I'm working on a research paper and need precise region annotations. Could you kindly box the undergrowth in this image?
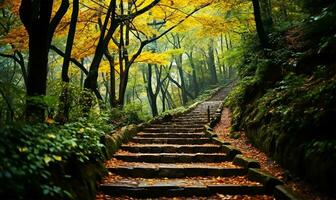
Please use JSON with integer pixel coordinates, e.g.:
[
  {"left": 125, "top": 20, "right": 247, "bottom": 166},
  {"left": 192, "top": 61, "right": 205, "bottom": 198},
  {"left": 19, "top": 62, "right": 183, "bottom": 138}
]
[{"left": 225, "top": 1, "right": 336, "bottom": 193}]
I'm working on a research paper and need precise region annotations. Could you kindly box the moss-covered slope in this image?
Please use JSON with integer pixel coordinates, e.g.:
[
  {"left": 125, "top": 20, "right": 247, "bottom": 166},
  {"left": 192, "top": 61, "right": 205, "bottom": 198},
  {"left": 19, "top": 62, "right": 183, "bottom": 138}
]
[{"left": 226, "top": 2, "right": 336, "bottom": 194}]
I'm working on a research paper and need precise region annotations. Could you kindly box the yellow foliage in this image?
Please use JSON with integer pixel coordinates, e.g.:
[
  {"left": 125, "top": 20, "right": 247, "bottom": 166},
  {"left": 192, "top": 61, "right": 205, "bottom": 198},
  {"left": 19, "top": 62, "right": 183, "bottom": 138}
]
[
  {"left": 0, "top": 25, "right": 28, "bottom": 51},
  {"left": 135, "top": 51, "right": 170, "bottom": 65},
  {"left": 99, "top": 60, "right": 111, "bottom": 73}
]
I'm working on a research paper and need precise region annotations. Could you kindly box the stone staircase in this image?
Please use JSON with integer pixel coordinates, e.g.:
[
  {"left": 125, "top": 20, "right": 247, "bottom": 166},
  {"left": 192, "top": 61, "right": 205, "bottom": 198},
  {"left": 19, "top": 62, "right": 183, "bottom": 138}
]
[{"left": 97, "top": 87, "right": 297, "bottom": 199}]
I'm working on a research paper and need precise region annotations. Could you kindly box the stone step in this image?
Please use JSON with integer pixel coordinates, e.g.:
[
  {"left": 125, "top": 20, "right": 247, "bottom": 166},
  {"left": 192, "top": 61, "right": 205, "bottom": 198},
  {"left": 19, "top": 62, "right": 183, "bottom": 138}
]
[
  {"left": 190, "top": 111, "right": 217, "bottom": 114},
  {"left": 160, "top": 122, "right": 206, "bottom": 126},
  {"left": 148, "top": 124, "right": 205, "bottom": 129},
  {"left": 175, "top": 116, "right": 209, "bottom": 120},
  {"left": 108, "top": 166, "right": 246, "bottom": 178},
  {"left": 142, "top": 127, "right": 204, "bottom": 133},
  {"left": 131, "top": 137, "right": 213, "bottom": 145},
  {"left": 100, "top": 183, "right": 265, "bottom": 198},
  {"left": 121, "top": 144, "right": 222, "bottom": 153},
  {"left": 171, "top": 119, "right": 209, "bottom": 123},
  {"left": 182, "top": 113, "right": 216, "bottom": 117},
  {"left": 136, "top": 132, "right": 207, "bottom": 138},
  {"left": 114, "top": 153, "right": 230, "bottom": 163},
  {"left": 192, "top": 108, "right": 218, "bottom": 112}
]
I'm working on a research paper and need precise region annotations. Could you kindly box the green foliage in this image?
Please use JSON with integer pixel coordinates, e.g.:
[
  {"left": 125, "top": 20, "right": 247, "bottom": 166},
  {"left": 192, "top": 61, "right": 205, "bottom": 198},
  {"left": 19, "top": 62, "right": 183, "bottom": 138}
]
[
  {"left": 0, "top": 116, "right": 110, "bottom": 199},
  {"left": 225, "top": 1, "right": 336, "bottom": 192},
  {"left": 305, "top": 140, "right": 336, "bottom": 158},
  {"left": 110, "top": 102, "right": 149, "bottom": 127}
]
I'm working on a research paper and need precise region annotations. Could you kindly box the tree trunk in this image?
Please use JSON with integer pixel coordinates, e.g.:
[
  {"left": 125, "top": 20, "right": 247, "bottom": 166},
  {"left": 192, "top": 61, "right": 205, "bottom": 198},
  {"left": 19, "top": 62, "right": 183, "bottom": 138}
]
[
  {"left": 83, "top": 0, "right": 117, "bottom": 105},
  {"left": 208, "top": 39, "right": 218, "bottom": 85},
  {"left": 252, "top": 0, "right": 269, "bottom": 48},
  {"left": 260, "top": 0, "right": 273, "bottom": 32},
  {"left": 215, "top": 48, "right": 223, "bottom": 79},
  {"left": 175, "top": 54, "right": 188, "bottom": 105},
  {"left": 80, "top": 59, "right": 84, "bottom": 88},
  {"left": 166, "top": 85, "right": 176, "bottom": 109},
  {"left": 187, "top": 51, "right": 199, "bottom": 96},
  {"left": 149, "top": 64, "right": 158, "bottom": 116},
  {"left": 160, "top": 83, "right": 167, "bottom": 113},
  {"left": 56, "top": 0, "right": 79, "bottom": 124},
  {"left": 107, "top": 53, "right": 116, "bottom": 107},
  {"left": 20, "top": 0, "right": 69, "bottom": 122},
  {"left": 220, "top": 34, "right": 227, "bottom": 79}
]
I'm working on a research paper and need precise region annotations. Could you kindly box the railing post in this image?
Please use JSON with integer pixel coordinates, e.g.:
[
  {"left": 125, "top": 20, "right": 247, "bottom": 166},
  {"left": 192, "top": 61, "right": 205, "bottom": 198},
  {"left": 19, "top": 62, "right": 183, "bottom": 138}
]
[{"left": 207, "top": 106, "right": 210, "bottom": 122}]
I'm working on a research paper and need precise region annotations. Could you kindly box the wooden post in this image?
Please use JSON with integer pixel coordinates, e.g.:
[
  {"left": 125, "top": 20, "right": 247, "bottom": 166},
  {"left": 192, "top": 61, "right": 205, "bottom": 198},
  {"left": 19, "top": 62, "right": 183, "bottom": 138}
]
[{"left": 207, "top": 106, "right": 210, "bottom": 122}]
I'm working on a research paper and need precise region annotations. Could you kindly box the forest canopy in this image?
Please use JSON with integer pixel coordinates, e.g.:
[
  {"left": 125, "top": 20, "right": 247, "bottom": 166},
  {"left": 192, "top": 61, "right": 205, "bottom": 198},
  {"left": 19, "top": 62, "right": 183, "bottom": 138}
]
[
  {"left": 0, "top": 0, "right": 253, "bottom": 123},
  {"left": 2, "top": 0, "right": 335, "bottom": 199}
]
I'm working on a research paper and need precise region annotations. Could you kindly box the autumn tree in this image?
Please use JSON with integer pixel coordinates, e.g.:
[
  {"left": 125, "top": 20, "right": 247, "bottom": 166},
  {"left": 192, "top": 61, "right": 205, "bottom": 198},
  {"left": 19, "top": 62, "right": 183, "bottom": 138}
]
[{"left": 19, "top": 0, "right": 69, "bottom": 121}]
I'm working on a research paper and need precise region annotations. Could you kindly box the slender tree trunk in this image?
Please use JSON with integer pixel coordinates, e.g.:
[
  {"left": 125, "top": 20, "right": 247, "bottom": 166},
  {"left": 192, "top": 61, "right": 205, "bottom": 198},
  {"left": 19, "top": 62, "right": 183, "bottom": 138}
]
[
  {"left": 208, "top": 39, "right": 218, "bottom": 85},
  {"left": 116, "top": 0, "right": 128, "bottom": 107},
  {"left": 167, "top": 85, "right": 176, "bottom": 109},
  {"left": 160, "top": 84, "right": 167, "bottom": 112},
  {"left": 176, "top": 54, "right": 188, "bottom": 105},
  {"left": 220, "top": 34, "right": 227, "bottom": 79},
  {"left": 56, "top": 0, "right": 79, "bottom": 123},
  {"left": 187, "top": 51, "right": 199, "bottom": 96},
  {"left": 80, "top": 61, "right": 84, "bottom": 88},
  {"left": 200, "top": 60, "right": 206, "bottom": 88},
  {"left": 252, "top": 0, "right": 269, "bottom": 48},
  {"left": 215, "top": 48, "right": 223, "bottom": 78},
  {"left": 15, "top": 51, "right": 28, "bottom": 89},
  {"left": 83, "top": 0, "right": 117, "bottom": 104},
  {"left": 224, "top": 34, "right": 230, "bottom": 50},
  {"left": 260, "top": 0, "right": 273, "bottom": 32},
  {"left": 103, "top": 73, "right": 109, "bottom": 104},
  {"left": 143, "top": 64, "right": 158, "bottom": 116},
  {"left": 105, "top": 52, "right": 116, "bottom": 107}
]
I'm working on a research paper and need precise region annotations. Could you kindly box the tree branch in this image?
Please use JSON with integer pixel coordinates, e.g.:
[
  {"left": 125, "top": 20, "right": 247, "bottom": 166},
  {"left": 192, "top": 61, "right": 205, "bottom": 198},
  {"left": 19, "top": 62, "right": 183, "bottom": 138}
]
[
  {"left": 49, "top": 0, "right": 70, "bottom": 40},
  {"left": 50, "top": 45, "right": 88, "bottom": 75},
  {"left": 120, "top": 0, "right": 160, "bottom": 20},
  {"left": 168, "top": 75, "right": 194, "bottom": 99}
]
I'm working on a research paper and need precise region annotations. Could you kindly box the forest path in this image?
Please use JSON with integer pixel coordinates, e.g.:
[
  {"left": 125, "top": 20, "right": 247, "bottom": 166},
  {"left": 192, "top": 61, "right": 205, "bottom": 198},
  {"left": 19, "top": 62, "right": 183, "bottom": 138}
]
[{"left": 96, "top": 87, "right": 280, "bottom": 200}]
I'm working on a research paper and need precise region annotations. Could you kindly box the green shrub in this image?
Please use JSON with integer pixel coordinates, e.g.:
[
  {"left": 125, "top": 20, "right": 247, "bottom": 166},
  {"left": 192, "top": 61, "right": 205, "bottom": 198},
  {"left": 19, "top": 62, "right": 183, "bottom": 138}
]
[{"left": 0, "top": 116, "right": 110, "bottom": 199}]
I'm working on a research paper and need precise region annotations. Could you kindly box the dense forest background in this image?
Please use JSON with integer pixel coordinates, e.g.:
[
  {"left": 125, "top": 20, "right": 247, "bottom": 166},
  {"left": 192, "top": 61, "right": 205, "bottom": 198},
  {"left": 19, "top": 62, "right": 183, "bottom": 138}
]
[{"left": 0, "top": 0, "right": 335, "bottom": 199}]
